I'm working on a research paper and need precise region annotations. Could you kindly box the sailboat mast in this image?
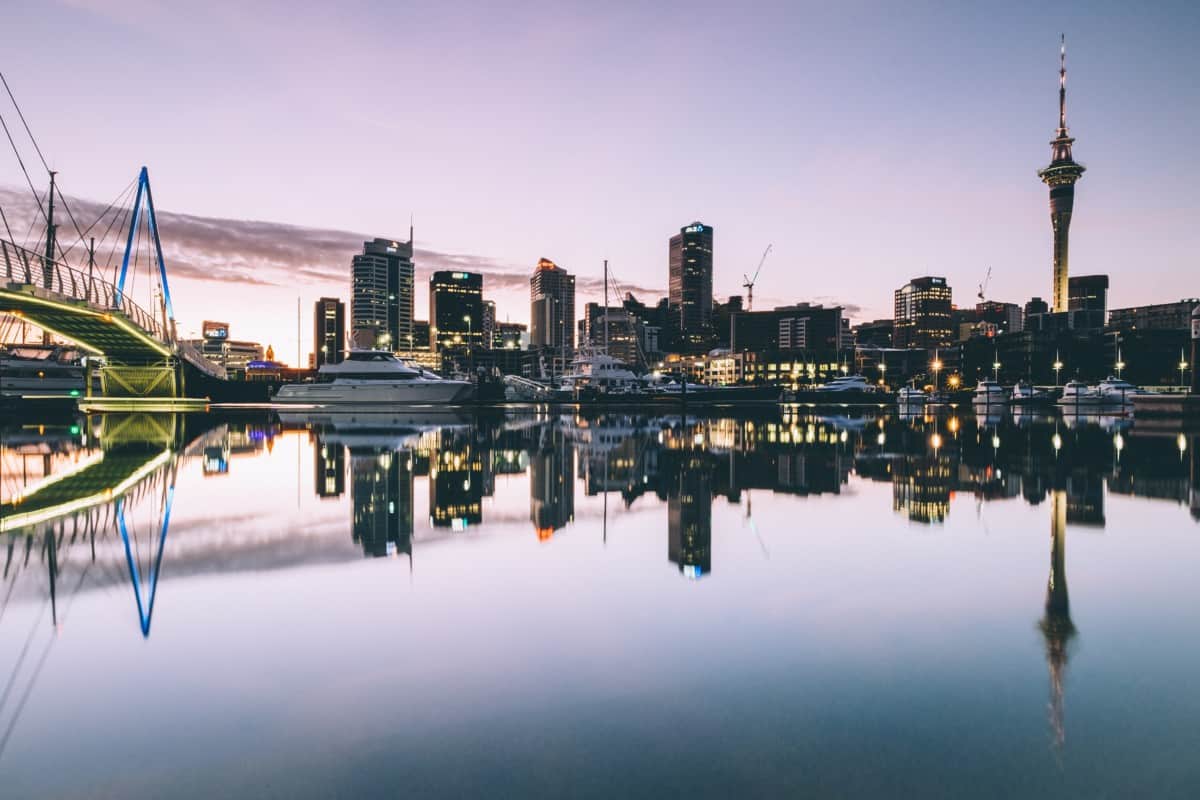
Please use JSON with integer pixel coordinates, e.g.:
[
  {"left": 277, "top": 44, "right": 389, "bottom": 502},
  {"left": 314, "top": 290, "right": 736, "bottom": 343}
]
[{"left": 603, "top": 259, "right": 609, "bottom": 354}]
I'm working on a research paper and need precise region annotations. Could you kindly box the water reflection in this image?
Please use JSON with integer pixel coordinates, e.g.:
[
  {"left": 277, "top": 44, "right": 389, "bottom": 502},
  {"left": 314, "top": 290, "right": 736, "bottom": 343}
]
[{"left": 3, "top": 407, "right": 1199, "bottom": 775}]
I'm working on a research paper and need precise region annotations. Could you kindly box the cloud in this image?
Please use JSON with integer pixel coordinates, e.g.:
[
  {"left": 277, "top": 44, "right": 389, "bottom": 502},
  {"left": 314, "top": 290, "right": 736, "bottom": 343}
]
[{"left": 0, "top": 185, "right": 662, "bottom": 300}]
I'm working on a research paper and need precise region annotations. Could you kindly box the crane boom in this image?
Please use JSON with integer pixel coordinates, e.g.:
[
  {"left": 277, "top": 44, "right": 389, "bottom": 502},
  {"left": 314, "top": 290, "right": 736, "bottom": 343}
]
[
  {"left": 742, "top": 243, "right": 773, "bottom": 312},
  {"left": 977, "top": 266, "right": 992, "bottom": 302}
]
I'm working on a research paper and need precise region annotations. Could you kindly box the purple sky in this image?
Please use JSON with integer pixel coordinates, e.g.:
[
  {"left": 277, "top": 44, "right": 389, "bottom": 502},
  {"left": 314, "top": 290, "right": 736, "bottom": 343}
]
[{"left": 2, "top": 0, "right": 1199, "bottom": 363}]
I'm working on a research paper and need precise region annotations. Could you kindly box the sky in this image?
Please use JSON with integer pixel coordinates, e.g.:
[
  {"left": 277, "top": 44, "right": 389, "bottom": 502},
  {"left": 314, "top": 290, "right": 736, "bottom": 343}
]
[{"left": 2, "top": 0, "right": 1199, "bottom": 364}]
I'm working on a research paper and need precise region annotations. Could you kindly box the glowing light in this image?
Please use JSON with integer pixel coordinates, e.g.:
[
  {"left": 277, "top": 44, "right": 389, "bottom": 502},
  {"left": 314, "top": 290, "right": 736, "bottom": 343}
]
[
  {"left": 876, "top": 432, "right": 886, "bottom": 445},
  {"left": 1177, "top": 433, "right": 1187, "bottom": 453},
  {"left": 1114, "top": 433, "right": 1124, "bottom": 452},
  {"left": 991, "top": 434, "right": 1000, "bottom": 449},
  {"left": 930, "top": 433, "right": 943, "bottom": 449},
  {"left": 947, "top": 417, "right": 960, "bottom": 433}
]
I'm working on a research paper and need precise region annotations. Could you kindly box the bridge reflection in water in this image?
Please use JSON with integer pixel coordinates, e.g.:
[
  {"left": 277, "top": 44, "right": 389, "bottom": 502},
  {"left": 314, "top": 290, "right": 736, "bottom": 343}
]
[{"left": 1, "top": 408, "right": 1198, "bottom": 757}]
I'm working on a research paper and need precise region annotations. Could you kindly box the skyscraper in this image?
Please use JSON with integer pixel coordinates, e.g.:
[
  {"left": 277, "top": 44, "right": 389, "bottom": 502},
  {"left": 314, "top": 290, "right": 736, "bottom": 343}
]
[
  {"left": 669, "top": 222, "right": 714, "bottom": 351},
  {"left": 313, "top": 296, "right": 345, "bottom": 367},
  {"left": 350, "top": 231, "right": 414, "bottom": 350},
  {"left": 530, "top": 258, "right": 575, "bottom": 373},
  {"left": 893, "top": 276, "right": 952, "bottom": 349},
  {"left": 1038, "top": 37, "right": 1086, "bottom": 313},
  {"left": 429, "top": 271, "right": 484, "bottom": 352}
]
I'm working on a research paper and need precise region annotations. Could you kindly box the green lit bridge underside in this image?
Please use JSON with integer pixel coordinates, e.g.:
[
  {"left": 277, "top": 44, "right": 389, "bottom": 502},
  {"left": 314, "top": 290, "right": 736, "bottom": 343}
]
[
  {"left": 0, "top": 448, "right": 170, "bottom": 533},
  {"left": 0, "top": 285, "right": 171, "bottom": 362}
]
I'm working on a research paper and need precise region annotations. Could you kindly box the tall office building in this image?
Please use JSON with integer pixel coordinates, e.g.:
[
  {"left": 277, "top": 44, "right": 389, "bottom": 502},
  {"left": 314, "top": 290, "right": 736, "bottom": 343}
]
[
  {"left": 669, "top": 222, "right": 714, "bottom": 351},
  {"left": 313, "top": 297, "right": 345, "bottom": 367},
  {"left": 1067, "top": 274, "right": 1108, "bottom": 330},
  {"left": 482, "top": 300, "right": 496, "bottom": 350},
  {"left": 1037, "top": 38, "right": 1086, "bottom": 313},
  {"left": 429, "top": 271, "right": 484, "bottom": 352},
  {"left": 530, "top": 258, "right": 576, "bottom": 371},
  {"left": 893, "top": 276, "right": 953, "bottom": 349},
  {"left": 350, "top": 231, "right": 414, "bottom": 350}
]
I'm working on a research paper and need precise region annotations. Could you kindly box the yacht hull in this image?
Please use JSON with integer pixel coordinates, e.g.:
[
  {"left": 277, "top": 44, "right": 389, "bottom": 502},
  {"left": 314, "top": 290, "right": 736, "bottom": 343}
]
[{"left": 274, "top": 381, "right": 474, "bottom": 405}]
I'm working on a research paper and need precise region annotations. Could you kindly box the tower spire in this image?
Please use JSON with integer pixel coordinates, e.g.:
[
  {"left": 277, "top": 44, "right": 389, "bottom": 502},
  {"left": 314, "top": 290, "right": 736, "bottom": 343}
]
[{"left": 1058, "top": 34, "right": 1068, "bottom": 134}]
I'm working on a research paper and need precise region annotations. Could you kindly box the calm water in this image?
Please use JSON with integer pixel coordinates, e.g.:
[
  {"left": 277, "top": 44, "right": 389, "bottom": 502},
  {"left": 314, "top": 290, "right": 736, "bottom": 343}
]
[{"left": 2, "top": 406, "right": 1199, "bottom": 798}]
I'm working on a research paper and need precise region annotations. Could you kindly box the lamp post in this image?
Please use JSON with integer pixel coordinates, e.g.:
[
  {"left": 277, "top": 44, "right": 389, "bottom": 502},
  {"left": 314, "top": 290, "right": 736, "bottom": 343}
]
[
  {"left": 878, "top": 360, "right": 887, "bottom": 389},
  {"left": 992, "top": 360, "right": 1001, "bottom": 382},
  {"left": 1179, "top": 351, "right": 1188, "bottom": 388},
  {"left": 1053, "top": 351, "right": 1063, "bottom": 387},
  {"left": 931, "top": 357, "right": 942, "bottom": 392}
]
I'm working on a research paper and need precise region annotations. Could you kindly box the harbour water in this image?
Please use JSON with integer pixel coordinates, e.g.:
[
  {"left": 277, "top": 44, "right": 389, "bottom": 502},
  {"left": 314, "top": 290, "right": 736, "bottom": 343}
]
[{"left": 2, "top": 407, "right": 1199, "bottom": 798}]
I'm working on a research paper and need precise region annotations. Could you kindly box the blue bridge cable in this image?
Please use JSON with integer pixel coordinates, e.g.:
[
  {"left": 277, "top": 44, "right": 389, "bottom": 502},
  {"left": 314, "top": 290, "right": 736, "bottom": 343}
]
[{"left": 115, "top": 484, "right": 175, "bottom": 638}]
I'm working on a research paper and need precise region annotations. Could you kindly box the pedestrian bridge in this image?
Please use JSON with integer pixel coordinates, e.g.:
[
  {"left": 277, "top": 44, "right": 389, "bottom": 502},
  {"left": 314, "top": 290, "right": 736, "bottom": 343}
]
[{"left": 1, "top": 236, "right": 224, "bottom": 398}]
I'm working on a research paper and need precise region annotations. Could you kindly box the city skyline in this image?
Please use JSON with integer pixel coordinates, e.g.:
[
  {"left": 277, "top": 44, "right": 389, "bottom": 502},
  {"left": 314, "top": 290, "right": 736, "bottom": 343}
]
[{"left": 2, "top": 2, "right": 1199, "bottom": 364}]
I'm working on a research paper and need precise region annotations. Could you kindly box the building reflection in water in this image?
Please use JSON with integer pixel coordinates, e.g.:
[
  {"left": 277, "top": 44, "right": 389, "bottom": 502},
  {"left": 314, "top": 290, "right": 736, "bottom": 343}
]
[
  {"left": 315, "top": 439, "right": 345, "bottom": 499},
  {"left": 1039, "top": 490, "right": 1076, "bottom": 751},
  {"left": 350, "top": 445, "right": 413, "bottom": 559},
  {"left": 430, "top": 429, "right": 483, "bottom": 530},
  {"left": 668, "top": 452, "right": 713, "bottom": 579},
  {"left": 530, "top": 424, "right": 574, "bottom": 541}
]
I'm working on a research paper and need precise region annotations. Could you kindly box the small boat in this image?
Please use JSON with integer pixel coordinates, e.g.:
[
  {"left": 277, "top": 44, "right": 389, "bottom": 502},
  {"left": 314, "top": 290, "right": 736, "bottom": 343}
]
[
  {"left": 972, "top": 379, "right": 1009, "bottom": 406},
  {"left": 274, "top": 350, "right": 473, "bottom": 405},
  {"left": 557, "top": 350, "right": 643, "bottom": 397}
]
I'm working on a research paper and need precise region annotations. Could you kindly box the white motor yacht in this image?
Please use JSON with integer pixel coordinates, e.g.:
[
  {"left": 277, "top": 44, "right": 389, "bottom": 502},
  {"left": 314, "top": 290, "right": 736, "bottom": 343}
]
[
  {"left": 1056, "top": 379, "right": 1106, "bottom": 408},
  {"left": 558, "top": 350, "right": 643, "bottom": 395},
  {"left": 896, "top": 385, "right": 927, "bottom": 408},
  {"left": 274, "top": 351, "right": 473, "bottom": 405},
  {"left": 814, "top": 375, "right": 876, "bottom": 393},
  {"left": 972, "top": 379, "right": 1009, "bottom": 406},
  {"left": 1096, "top": 376, "right": 1143, "bottom": 404}
]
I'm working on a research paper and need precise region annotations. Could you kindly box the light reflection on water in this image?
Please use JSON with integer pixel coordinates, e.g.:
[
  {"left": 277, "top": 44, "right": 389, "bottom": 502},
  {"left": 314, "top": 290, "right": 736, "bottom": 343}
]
[{"left": 1, "top": 407, "right": 1198, "bottom": 798}]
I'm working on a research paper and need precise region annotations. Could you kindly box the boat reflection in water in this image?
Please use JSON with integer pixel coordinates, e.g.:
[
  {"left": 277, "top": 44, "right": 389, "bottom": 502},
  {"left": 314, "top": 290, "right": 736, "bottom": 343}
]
[{"left": 2, "top": 406, "right": 1199, "bottom": 790}]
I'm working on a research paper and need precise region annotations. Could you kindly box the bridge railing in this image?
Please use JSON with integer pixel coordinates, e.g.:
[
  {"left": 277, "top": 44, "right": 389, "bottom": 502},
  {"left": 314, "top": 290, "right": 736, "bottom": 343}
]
[{"left": 1, "top": 238, "right": 169, "bottom": 343}]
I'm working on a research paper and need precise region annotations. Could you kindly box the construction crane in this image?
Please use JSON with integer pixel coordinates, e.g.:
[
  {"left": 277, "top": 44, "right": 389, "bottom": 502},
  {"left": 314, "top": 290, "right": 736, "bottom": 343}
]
[
  {"left": 977, "top": 266, "right": 992, "bottom": 302},
  {"left": 742, "top": 244, "right": 773, "bottom": 312}
]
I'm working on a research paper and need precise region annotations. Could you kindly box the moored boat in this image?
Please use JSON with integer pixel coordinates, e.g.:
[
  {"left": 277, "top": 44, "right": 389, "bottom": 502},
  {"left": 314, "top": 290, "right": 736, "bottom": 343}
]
[{"left": 274, "top": 350, "right": 473, "bottom": 405}]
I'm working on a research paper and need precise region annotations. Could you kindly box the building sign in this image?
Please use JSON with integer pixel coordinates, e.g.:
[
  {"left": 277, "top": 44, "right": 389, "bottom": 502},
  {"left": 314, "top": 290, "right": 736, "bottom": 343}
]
[{"left": 203, "top": 321, "right": 230, "bottom": 340}]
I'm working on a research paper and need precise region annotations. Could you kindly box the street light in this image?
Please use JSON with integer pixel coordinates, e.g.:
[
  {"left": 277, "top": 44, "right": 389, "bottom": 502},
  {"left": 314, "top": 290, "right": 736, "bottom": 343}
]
[
  {"left": 463, "top": 315, "right": 473, "bottom": 375},
  {"left": 878, "top": 360, "right": 887, "bottom": 389},
  {"left": 1179, "top": 350, "right": 1189, "bottom": 387},
  {"left": 992, "top": 360, "right": 1001, "bottom": 381},
  {"left": 931, "top": 358, "right": 942, "bottom": 391},
  {"left": 1053, "top": 353, "right": 1063, "bottom": 387}
]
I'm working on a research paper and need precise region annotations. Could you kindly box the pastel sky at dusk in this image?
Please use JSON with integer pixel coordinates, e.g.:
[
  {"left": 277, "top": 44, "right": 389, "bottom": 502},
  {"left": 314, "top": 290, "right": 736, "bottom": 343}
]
[{"left": 2, "top": 0, "right": 1198, "bottom": 364}]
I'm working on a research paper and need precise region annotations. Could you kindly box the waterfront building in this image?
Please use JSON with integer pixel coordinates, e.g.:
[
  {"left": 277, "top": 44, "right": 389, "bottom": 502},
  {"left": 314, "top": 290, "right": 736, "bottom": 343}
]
[
  {"left": 185, "top": 321, "right": 264, "bottom": 378},
  {"left": 494, "top": 321, "right": 527, "bottom": 350},
  {"left": 350, "top": 233, "right": 414, "bottom": 351},
  {"left": 1067, "top": 275, "right": 1108, "bottom": 331},
  {"left": 581, "top": 302, "right": 640, "bottom": 366},
  {"left": 1037, "top": 38, "right": 1086, "bottom": 313},
  {"left": 731, "top": 303, "right": 844, "bottom": 354},
  {"left": 852, "top": 319, "right": 894, "bottom": 348},
  {"left": 530, "top": 258, "right": 576, "bottom": 375},
  {"left": 893, "top": 277, "right": 952, "bottom": 349},
  {"left": 429, "top": 271, "right": 484, "bottom": 353},
  {"left": 669, "top": 222, "right": 714, "bottom": 352},
  {"left": 1108, "top": 299, "right": 1200, "bottom": 332},
  {"left": 313, "top": 297, "right": 345, "bottom": 367}
]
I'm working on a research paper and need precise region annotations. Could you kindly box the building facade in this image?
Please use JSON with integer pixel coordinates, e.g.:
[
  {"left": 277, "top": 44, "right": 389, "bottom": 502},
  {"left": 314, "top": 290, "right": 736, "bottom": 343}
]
[
  {"left": 313, "top": 297, "right": 345, "bottom": 367},
  {"left": 893, "top": 277, "right": 953, "bottom": 349},
  {"left": 530, "top": 258, "right": 576, "bottom": 372},
  {"left": 669, "top": 222, "right": 714, "bottom": 352},
  {"left": 350, "top": 234, "right": 414, "bottom": 350},
  {"left": 731, "top": 304, "right": 844, "bottom": 354},
  {"left": 429, "top": 271, "right": 484, "bottom": 352},
  {"left": 1067, "top": 274, "right": 1108, "bottom": 331},
  {"left": 1108, "top": 299, "right": 1200, "bottom": 332}
]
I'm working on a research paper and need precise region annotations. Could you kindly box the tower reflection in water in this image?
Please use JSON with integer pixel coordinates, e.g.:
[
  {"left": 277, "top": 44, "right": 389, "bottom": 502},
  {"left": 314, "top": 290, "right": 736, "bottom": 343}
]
[
  {"left": 530, "top": 424, "right": 574, "bottom": 541},
  {"left": 350, "top": 444, "right": 413, "bottom": 560},
  {"left": 1040, "top": 490, "right": 1076, "bottom": 750}
]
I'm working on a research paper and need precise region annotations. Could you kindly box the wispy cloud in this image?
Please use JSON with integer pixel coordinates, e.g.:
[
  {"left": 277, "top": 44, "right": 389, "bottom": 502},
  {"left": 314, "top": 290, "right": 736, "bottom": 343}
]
[{"left": 0, "top": 185, "right": 662, "bottom": 300}]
